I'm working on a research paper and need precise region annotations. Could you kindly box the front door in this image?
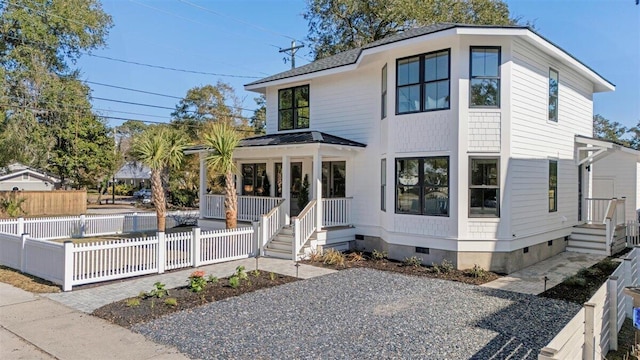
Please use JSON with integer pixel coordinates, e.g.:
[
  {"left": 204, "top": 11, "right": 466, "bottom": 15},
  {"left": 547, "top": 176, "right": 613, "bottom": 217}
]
[
  {"left": 275, "top": 162, "right": 303, "bottom": 216},
  {"left": 322, "top": 161, "right": 346, "bottom": 198}
]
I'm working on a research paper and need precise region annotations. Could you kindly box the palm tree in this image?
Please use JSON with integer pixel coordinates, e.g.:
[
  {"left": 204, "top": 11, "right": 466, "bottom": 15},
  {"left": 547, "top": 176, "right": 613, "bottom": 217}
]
[
  {"left": 131, "top": 126, "right": 187, "bottom": 232},
  {"left": 201, "top": 123, "right": 240, "bottom": 229}
]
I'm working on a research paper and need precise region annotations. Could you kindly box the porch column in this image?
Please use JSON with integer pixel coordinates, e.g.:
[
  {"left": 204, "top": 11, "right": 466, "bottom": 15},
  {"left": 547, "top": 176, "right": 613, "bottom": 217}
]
[
  {"left": 282, "top": 155, "right": 291, "bottom": 225},
  {"left": 313, "top": 150, "right": 323, "bottom": 230},
  {"left": 199, "top": 151, "right": 206, "bottom": 219}
]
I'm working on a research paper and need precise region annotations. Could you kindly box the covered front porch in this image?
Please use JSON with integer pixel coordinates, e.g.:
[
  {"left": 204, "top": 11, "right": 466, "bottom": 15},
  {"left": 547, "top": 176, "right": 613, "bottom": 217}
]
[{"left": 188, "top": 131, "right": 365, "bottom": 259}]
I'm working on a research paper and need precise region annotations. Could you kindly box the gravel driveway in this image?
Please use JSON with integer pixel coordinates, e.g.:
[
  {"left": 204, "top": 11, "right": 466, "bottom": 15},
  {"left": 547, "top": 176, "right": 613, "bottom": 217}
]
[{"left": 134, "top": 268, "right": 579, "bottom": 359}]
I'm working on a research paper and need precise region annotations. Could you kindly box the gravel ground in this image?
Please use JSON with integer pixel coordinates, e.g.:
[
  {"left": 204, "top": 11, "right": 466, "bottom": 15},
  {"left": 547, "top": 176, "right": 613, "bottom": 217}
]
[{"left": 133, "top": 268, "right": 580, "bottom": 360}]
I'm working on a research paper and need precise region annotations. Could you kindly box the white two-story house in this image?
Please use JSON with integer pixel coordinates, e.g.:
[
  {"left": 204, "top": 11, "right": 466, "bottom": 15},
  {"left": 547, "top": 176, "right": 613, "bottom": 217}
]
[{"left": 191, "top": 23, "right": 631, "bottom": 274}]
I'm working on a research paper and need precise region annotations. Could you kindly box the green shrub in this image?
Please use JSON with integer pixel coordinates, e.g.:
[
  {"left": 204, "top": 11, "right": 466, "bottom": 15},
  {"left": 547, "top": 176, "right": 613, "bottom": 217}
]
[
  {"left": 252, "top": 269, "right": 260, "bottom": 277},
  {"left": 371, "top": 249, "right": 388, "bottom": 260},
  {"left": 564, "top": 276, "right": 587, "bottom": 287},
  {"left": 164, "top": 297, "right": 178, "bottom": 307},
  {"left": 147, "top": 282, "right": 169, "bottom": 298},
  {"left": 228, "top": 276, "right": 240, "bottom": 289},
  {"left": 169, "top": 188, "right": 198, "bottom": 207},
  {"left": 269, "top": 272, "right": 277, "bottom": 281},
  {"left": 0, "top": 196, "right": 27, "bottom": 217},
  {"left": 188, "top": 271, "right": 207, "bottom": 293},
  {"left": 207, "top": 275, "right": 218, "bottom": 284},
  {"left": 432, "top": 259, "right": 454, "bottom": 274},
  {"left": 403, "top": 256, "right": 422, "bottom": 267},
  {"left": 235, "top": 266, "right": 248, "bottom": 281},
  {"left": 467, "top": 264, "right": 488, "bottom": 278}
]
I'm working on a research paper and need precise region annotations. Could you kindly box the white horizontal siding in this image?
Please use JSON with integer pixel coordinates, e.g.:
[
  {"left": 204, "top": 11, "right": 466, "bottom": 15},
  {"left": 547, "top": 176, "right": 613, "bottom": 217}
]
[
  {"left": 508, "top": 38, "right": 593, "bottom": 237},
  {"left": 593, "top": 151, "right": 639, "bottom": 222}
]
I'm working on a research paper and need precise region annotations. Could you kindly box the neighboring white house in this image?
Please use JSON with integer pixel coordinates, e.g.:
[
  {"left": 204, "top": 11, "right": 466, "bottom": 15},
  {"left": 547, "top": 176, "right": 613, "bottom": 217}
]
[
  {"left": 114, "top": 162, "right": 151, "bottom": 189},
  {"left": 190, "top": 23, "right": 627, "bottom": 273},
  {"left": 0, "top": 163, "right": 60, "bottom": 191}
]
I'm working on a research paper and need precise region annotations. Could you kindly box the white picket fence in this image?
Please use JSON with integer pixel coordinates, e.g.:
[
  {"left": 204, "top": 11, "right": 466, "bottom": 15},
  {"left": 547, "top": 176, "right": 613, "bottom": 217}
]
[
  {"left": 0, "top": 211, "right": 198, "bottom": 240},
  {"left": 539, "top": 247, "right": 639, "bottom": 360},
  {"left": 628, "top": 220, "right": 640, "bottom": 246},
  {"left": 0, "top": 223, "right": 258, "bottom": 291}
]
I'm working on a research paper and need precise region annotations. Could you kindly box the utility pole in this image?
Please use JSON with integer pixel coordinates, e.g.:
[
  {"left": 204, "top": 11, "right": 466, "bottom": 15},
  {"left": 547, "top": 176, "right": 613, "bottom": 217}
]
[{"left": 279, "top": 40, "right": 304, "bottom": 69}]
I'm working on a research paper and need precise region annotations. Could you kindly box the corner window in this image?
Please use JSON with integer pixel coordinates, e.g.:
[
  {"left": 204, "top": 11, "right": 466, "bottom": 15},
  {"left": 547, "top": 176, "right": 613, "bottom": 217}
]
[
  {"left": 396, "top": 157, "right": 449, "bottom": 216},
  {"left": 278, "top": 85, "right": 309, "bottom": 130},
  {"left": 470, "top": 47, "right": 501, "bottom": 107},
  {"left": 381, "top": 159, "right": 386, "bottom": 211},
  {"left": 549, "top": 69, "right": 559, "bottom": 122},
  {"left": 396, "top": 49, "right": 450, "bottom": 114},
  {"left": 469, "top": 158, "right": 500, "bottom": 217},
  {"left": 549, "top": 160, "right": 557, "bottom": 212},
  {"left": 381, "top": 64, "right": 387, "bottom": 119}
]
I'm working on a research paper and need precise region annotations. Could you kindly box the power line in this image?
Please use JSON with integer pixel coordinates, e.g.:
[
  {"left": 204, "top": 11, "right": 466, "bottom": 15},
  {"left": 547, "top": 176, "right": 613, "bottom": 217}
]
[
  {"left": 177, "top": 0, "right": 299, "bottom": 42},
  {"left": 2, "top": 33, "right": 264, "bottom": 79},
  {"left": 84, "top": 80, "right": 183, "bottom": 100},
  {"left": 91, "top": 95, "right": 257, "bottom": 114},
  {"left": 85, "top": 54, "right": 261, "bottom": 79}
]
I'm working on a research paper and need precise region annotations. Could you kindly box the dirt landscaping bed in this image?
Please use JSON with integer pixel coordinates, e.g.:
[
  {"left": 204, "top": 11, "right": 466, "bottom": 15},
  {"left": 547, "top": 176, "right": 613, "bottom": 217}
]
[
  {"left": 0, "top": 266, "right": 61, "bottom": 293},
  {"left": 92, "top": 268, "right": 298, "bottom": 328},
  {"left": 301, "top": 250, "right": 500, "bottom": 285}
]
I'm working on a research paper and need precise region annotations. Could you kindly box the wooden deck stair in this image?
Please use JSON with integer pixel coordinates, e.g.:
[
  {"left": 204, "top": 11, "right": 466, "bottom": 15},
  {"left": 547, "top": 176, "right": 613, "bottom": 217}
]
[
  {"left": 567, "top": 224, "right": 626, "bottom": 256},
  {"left": 263, "top": 225, "right": 314, "bottom": 260}
]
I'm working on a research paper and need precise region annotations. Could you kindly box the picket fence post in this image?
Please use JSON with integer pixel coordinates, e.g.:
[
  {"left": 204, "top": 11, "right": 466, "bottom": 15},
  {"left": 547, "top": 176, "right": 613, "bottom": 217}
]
[
  {"left": 192, "top": 227, "right": 201, "bottom": 267},
  {"left": 157, "top": 232, "right": 166, "bottom": 274},
  {"left": 17, "top": 217, "right": 24, "bottom": 236},
  {"left": 583, "top": 302, "right": 596, "bottom": 360},
  {"left": 20, "top": 233, "right": 28, "bottom": 273},
  {"left": 252, "top": 221, "right": 260, "bottom": 257},
  {"left": 608, "top": 276, "right": 618, "bottom": 351},
  {"left": 133, "top": 212, "right": 138, "bottom": 233},
  {"left": 63, "top": 241, "right": 74, "bottom": 291}
]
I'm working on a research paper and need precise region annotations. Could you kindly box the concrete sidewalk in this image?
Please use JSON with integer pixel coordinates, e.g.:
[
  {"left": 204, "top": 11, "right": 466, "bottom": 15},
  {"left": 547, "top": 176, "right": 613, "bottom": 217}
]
[
  {"left": 0, "top": 283, "right": 188, "bottom": 360},
  {"left": 1, "top": 257, "right": 335, "bottom": 359},
  {"left": 481, "top": 251, "right": 606, "bottom": 295}
]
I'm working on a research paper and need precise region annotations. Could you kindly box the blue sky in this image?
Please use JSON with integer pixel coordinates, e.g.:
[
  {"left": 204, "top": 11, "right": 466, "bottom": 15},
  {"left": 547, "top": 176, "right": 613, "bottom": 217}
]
[{"left": 77, "top": 0, "right": 640, "bottom": 130}]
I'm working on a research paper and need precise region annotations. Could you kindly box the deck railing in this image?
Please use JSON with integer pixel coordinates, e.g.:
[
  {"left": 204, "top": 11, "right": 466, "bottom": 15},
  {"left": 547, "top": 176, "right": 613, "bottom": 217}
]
[
  {"left": 604, "top": 198, "right": 626, "bottom": 252},
  {"left": 293, "top": 200, "right": 317, "bottom": 260},
  {"left": 322, "top": 197, "right": 352, "bottom": 227},
  {"left": 259, "top": 199, "right": 286, "bottom": 255},
  {"left": 203, "top": 194, "right": 283, "bottom": 222},
  {"left": 585, "top": 198, "right": 612, "bottom": 224}
]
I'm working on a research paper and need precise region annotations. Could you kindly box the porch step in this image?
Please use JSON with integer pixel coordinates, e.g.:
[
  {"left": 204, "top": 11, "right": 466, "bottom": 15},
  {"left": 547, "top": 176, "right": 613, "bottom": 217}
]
[
  {"left": 565, "top": 246, "right": 609, "bottom": 256},
  {"left": 568, "top": 233, "right": 606, "bottom": 243},
  {"left": 264, "top": 247, "right": 292, "bottom": 260},
  {"left": 571, "top": 227, "right": 607, "bottom": 236},
  {"left": 279, "top": 226, "right": 293, "bottom": 235},
  {"left": 268, "top": 238, "right": 292, "bottom": 251}
]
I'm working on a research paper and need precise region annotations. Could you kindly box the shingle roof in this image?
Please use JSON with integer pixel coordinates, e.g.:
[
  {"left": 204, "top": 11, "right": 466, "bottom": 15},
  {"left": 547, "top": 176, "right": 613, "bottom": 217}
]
[
  {"left": 184, "top": 131, "right": 366, "bottom": 153},
  {"left": 237, "top": 131, "right": 366, "bottom": 148},
  {"left": 245, "top": 23, "right": 527, "bottom": 87}
]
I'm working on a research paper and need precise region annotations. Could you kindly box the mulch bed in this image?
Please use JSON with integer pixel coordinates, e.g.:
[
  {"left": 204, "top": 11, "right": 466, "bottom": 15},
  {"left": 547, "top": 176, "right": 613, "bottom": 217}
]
[
  {"left": 92, "top": 271, "right": 298, "bottom": 328},
  {"left": 539, "top": 257, "right": 620, "bottom": 304},
  {"left": 301, "top": 254, "right": 500, "bottom": 285}
]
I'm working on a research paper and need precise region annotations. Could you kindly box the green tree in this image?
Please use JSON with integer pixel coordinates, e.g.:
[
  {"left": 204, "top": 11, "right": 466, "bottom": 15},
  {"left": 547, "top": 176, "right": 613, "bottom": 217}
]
[
  {"left": 0, "top": 0, "right": 114, "bottom": 187},
  {"left": 593, "top": 114, "right": 630, "bottom": 147},
  {"left": 131, "top": 126, "right": 188, "bottom": 231},
  {"left": 305, "top": 0, "right": 517, "bottom": 60},
  {"left": 171, "top": 82, "right": 244, "bottom": 140},
  {"left": 250, "top": 95, "right": 266, "bottom": 135},
  {"left": 628, "top": 121, "right": 640, "bottom": 150},
  {"left": 201, "top": 123, "right": 240, "bottom": 229}
]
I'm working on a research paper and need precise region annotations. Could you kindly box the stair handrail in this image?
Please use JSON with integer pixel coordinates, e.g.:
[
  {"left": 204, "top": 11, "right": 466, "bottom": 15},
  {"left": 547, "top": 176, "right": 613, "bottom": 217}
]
[
  {"left": 259, "top": 199, "right": 286, "bottom": 256},
  {"left": 292, "top": 200, "right": 317, "bottom": 260},
  {"left": 604, "top": 198, "right": 618, "bottom": 253}
]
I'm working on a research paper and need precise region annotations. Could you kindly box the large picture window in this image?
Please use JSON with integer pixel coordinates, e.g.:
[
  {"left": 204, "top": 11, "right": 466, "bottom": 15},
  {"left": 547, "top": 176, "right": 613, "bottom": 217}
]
[
  {"left": 470, "top": 47, "right": 501, "bottom": 107},
  {"left": 549, "top": 69, "right": 559, "bottom": 122},
  {"left": 278, "top": 85, "right": 309, "bottom": 130},
  {"left": 396, "top": 157, "right": 449, "bottom": 216},
  {"left": 469, "top": 158, "right": 500, "bottom": 217},
  {"left": 396, "top": 49, "right": 450, "bottom": 114},
  {"left": 549, "top": 160, "right": 558, "bottom": 212}
]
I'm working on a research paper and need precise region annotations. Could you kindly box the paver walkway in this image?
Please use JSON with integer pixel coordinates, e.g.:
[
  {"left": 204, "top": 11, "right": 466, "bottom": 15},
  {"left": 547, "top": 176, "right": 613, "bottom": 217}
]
[
  {"left": 481, "top": 251, "right": 606, "bottom": 294},
  {"left": 46, "top": 257, "right": 335, "bottom": 313}
]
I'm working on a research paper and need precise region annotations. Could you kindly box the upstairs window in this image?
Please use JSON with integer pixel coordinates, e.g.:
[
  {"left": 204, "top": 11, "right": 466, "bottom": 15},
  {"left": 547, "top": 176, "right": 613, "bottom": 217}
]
[
  {"left": 549, "top": 160, "right": 558, "bottom": 212},
  {"left": 381, "top": 64, "right": 387, "bottom": 119},
  {"left": 278, "top": 85, "right": 309, "bottom": 130},
  {"left": 470, "top": 47, "right": 501, "bottom": 107},
  {"left": 396, "top": 49, "right": 450, "bottom": 114},
  {"left": 381, "top": 159, "right": 386, "bottom": 211},
  {"left": 549, "top": 69, "right": 559, "bottom": 122}
]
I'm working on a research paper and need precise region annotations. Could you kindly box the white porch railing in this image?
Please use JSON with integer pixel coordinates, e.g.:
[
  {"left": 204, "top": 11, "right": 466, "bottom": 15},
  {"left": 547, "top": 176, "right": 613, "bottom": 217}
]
[
  {"left": 605, "top": 198, "right": 626, "bottom": 252},
  {"left": 259, "top": 199, "right": 286, "bottom": 255},
  {"left": 293, "top": 200, "right": 317, "bottom": 260},
  {"left": 585, "top": 198, "right": 611, "bottom": 224},
  {"left": 203, "top": 194, "right": 283, "bottom": 222},
  {"left": 628, "top": 220, "right": 640, "bottom": 247},
  {"left": 322, "top": 197, "right": 352, "bottom": 227}
]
